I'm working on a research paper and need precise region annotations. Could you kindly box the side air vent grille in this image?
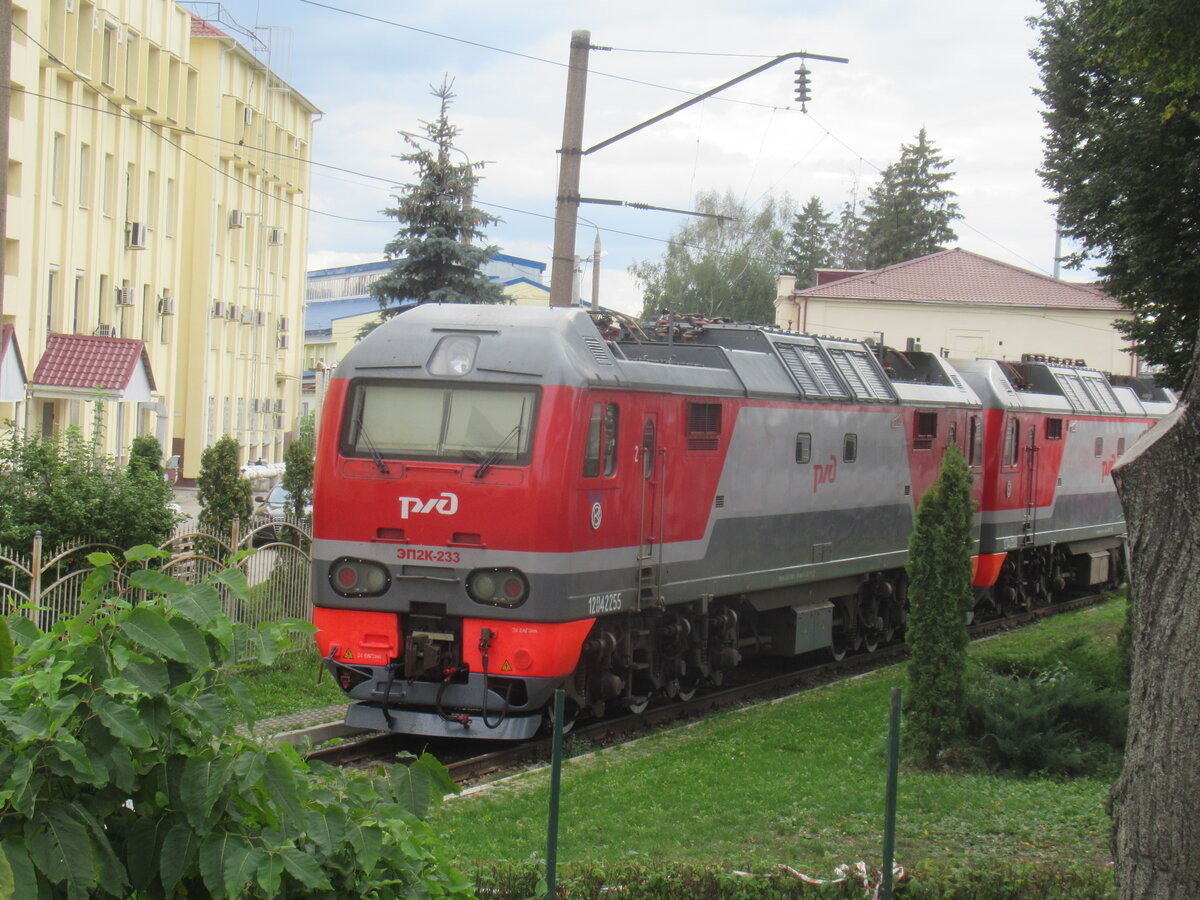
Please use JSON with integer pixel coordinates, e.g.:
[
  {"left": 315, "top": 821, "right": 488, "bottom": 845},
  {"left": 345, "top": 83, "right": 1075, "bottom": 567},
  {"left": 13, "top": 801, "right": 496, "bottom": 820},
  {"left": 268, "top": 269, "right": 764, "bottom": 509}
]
[{"left": 582, "top": 336, "right": 614, "bottom": 366}]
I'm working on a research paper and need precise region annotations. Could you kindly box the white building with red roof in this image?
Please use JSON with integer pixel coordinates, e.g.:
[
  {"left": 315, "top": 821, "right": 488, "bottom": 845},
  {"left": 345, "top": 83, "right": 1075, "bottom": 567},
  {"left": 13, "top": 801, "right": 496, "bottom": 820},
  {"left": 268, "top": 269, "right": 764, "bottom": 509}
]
[{"left": 774, "top": 248, "right": 1137, "bottom": 375}]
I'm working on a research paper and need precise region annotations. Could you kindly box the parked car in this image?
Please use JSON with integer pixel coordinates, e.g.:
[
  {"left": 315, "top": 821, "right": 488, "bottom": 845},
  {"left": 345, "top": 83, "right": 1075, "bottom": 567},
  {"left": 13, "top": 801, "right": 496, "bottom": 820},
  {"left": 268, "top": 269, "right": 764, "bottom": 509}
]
[{"left": 252, "top": 483, "right": 312, "bottom": 546}]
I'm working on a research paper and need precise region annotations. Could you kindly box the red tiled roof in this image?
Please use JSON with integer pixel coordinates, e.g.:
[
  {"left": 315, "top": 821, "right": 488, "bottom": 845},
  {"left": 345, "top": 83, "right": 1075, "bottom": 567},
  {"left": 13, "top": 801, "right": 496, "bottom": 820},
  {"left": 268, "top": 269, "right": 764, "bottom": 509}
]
[
  {"left": 32, "top": 334, "right": 156, "bottom": 392},
  {"left": 795, "top": 248, "right": 1122, "bottom": 311},
  {"left": 189, "top": 12, "right": 229, "bottom": 38}
]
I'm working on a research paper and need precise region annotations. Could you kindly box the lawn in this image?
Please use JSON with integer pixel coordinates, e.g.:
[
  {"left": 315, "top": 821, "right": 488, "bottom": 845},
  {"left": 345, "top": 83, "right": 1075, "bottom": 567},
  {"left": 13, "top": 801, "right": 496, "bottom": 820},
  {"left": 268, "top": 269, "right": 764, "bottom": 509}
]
[
  {"left": 237, "top": 646, "right": 346, "bottom": 718},
  {"left": 426, "top": 598, "right": 1127, "bottom": 877}
]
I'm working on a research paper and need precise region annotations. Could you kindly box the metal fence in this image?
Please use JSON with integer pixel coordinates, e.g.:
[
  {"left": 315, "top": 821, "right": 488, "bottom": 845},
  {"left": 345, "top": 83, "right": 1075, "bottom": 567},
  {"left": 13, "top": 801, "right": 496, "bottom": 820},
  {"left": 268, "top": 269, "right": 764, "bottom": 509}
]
[{"left": 0, "top": 515, "right": 313, "bottom": 640}]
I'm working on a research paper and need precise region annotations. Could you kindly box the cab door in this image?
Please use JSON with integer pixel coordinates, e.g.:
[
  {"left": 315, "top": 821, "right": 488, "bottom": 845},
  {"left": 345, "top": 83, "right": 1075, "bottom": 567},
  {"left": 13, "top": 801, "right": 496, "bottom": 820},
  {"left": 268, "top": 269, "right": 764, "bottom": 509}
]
[{"left": 637, "top": 413, "right": 665, "bottom": 608}]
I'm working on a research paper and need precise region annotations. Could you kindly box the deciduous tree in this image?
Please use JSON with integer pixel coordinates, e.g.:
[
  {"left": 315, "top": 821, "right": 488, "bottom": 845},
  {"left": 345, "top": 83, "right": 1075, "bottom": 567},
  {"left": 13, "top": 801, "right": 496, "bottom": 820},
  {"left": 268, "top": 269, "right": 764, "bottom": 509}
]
[
  {"left": 630, "top": 190, "right": 794, "bottom": 323},
  {"left": 1033, "top": 1, "right": 1200, "bottom": 895}
]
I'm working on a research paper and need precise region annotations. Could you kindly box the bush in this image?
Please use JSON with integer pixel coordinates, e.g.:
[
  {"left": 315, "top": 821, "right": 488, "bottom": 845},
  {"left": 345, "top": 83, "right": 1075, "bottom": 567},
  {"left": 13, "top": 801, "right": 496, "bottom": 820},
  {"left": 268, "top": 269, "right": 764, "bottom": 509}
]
[
  {"left": 965, "top": 665, "right": 1127, "bottom": 777},
  {"left": 0, "top": 548, "right": 472, "bottom": 899},
  {"left": 0, "top": 419, "right": 178, "bottom": 555}
]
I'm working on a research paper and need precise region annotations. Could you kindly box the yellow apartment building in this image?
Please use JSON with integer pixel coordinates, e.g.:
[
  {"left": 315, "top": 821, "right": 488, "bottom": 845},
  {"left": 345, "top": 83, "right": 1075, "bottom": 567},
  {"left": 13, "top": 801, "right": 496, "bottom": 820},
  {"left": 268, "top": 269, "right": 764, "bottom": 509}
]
[{"left": 0, "top": 0, "right": 318, "bottom": 482}]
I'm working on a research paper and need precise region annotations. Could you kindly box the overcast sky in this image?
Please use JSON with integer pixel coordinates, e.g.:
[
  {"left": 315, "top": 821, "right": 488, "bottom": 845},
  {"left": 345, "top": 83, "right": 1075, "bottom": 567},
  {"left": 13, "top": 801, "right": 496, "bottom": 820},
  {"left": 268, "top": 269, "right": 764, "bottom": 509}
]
[{"left": 189, "top": 0, "right": 1076, "bottom": 314}]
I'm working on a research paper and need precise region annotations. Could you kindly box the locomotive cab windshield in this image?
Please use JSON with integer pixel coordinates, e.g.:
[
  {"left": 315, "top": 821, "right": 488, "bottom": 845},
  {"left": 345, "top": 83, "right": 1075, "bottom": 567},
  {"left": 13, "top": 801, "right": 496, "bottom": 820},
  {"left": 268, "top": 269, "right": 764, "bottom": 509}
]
[{"left": 341, "top": 379, "right": 539, "bottom": 467}]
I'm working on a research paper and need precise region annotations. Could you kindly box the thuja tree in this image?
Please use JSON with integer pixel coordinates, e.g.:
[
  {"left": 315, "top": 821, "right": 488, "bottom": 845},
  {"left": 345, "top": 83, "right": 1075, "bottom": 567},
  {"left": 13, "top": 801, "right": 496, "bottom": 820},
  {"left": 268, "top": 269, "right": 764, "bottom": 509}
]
[
  {"left": 196, "top": 435, "right": 254, "bottom": 543},
  {"left": 280, "top": 414, "right": 314, "bottom": 519},
  {"left": 0, "top": 548, "right": 473, "bottom": 899},
  {"left": 904, "top": 444, "right": 974, "bottom": 763}
]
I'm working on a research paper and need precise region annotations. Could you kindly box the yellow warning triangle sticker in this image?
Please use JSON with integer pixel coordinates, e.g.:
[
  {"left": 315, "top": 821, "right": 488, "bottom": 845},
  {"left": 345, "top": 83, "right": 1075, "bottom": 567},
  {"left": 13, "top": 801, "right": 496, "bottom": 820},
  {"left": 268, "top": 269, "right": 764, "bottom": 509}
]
[
  {"left": 502, "top": 660, "right": 512, "bottom": 672},
  {"left": 343, "top": 650, "right": 353, "bottom": 660}
]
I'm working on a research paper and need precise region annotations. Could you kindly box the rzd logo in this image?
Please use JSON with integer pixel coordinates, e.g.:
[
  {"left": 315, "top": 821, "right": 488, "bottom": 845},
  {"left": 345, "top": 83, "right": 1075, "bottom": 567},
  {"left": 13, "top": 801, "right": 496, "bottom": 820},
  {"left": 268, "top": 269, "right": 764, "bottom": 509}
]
[{"left": 397, "top": 492, "right": 459, "bottom": 519}]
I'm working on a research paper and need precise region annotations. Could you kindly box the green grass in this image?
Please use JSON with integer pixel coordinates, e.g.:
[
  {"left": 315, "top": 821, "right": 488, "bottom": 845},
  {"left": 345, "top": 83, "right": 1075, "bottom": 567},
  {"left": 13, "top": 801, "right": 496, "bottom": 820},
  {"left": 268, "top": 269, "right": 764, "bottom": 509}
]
[
  {"left": 427, "top": 596, "right": 1128, "bottom": 876},
  {"left": 236, "top": 646, "right": 346, "bottom": 718}
]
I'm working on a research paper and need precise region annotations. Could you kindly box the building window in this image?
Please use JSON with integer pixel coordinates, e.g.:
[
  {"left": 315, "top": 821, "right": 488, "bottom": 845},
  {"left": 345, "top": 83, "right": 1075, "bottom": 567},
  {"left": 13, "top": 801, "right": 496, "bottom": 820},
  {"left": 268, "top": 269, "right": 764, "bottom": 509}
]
[
  {"left": 77, "top": 143, "right": 91, "bottom": 207},
  {"left": 685, "top": 402, "right": 721, "bottom": 451},
  {"left": 102, "top": 153, "right": 114, "bottom": 216},
  {"left": 51, "top": 133, "right": 65, "bottom": 202},
  {"left": 46, "top": 266, "right": 58, "bottom": 333}
]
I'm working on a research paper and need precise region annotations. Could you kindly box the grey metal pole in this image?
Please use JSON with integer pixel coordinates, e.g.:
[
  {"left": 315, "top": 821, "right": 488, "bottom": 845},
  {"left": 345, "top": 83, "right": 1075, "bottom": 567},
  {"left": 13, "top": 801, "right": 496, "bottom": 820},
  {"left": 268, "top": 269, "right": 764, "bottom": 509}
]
[
  {"left": 546, "top": 688, "right": 566, "bottom": 896},
  {"left": 549, "top": 31, "right": 590, "bottom": 307},
  {"left": 881, "top": 687, "right": 901, "bottom": 899},
  {"left": 590, "top": 230, "right": 602, "bottom": 309}
]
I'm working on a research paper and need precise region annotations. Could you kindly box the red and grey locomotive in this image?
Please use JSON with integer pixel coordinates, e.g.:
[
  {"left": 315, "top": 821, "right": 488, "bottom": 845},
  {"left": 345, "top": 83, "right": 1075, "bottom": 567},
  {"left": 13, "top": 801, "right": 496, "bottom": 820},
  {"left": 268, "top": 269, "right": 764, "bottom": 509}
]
[{"left": 311, "top": 304, "right": 1170, "bottom": 739}]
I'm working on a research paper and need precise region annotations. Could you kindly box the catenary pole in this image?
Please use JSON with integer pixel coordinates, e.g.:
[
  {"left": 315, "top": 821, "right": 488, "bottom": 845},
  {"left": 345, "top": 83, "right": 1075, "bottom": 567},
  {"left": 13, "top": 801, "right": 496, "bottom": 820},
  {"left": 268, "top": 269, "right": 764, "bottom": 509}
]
[{"left": 549, "top": 31, "right": 591, "bottom": 307}]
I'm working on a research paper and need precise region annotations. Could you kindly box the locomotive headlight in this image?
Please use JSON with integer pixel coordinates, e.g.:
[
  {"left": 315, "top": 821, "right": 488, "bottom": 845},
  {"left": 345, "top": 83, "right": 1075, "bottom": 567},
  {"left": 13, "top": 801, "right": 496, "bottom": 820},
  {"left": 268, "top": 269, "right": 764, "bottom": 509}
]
[
  {"left": 427, "top": 335, "right": 479, "bottom": 377},
  {"left": 329, "top": 558, "right": 390, "bottom": 597},
  {"left": 466, "top": 567, "right": 529, "bottom": 608}
]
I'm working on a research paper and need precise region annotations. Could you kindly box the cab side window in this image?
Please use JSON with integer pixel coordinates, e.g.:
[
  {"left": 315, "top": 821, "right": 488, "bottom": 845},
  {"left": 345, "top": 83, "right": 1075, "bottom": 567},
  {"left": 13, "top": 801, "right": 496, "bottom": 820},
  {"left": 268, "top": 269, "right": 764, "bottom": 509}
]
[{"left": 583, "top": 402, "right": 619, "bottom": 477}]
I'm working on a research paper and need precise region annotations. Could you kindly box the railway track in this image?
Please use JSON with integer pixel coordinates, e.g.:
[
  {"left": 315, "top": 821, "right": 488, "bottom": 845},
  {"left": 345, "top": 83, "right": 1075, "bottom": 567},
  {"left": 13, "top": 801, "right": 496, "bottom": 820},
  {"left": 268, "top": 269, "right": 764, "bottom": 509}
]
[{"left": 305, "top": 591, "right": 1106, "bottom": 778}]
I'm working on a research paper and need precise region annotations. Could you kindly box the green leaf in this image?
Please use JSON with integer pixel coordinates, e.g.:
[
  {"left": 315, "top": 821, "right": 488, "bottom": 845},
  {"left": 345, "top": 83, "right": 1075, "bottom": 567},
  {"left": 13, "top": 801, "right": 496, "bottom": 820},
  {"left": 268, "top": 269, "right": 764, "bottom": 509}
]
[
  {"left": 166, "top": 582, "right": 224, "bottom": 629},
  {"left": 125, "top": 818, "right": 165, "bottom": 892},
  {"left": 255, "top": 850, "right": 285, "bottom": 897},
  {"left": 91, "top": 693, "right": 153, "bottom": 748},
  {"left": 124, "top": 544, "right": 168, "bottom": 563},
  {"left": 159, "top": 819, "right": 200, "bottom": 893},
  {"left": 212, "top": 567, "right": 250, "bottom": 600},
  {"left": 1, "top": 838, "right": 37, "bottom": 900},
  {"left": 86, "top": 551, "right": 117, "bottom": 567},
  {"left": 180, "top": 756, "right": 232, "bottom": 831},
  {"left": 262, "top": 753, "right": 305, "bottom": 827},
  {"left": 72, "top": 801, "right": 128, "bottom": 898},
  {"left": 25, "top": 802, "right": 94, "bottom": 891},
  {"left": 198, "top": 833, "right": 256, "bottom": 899},
  {"left": 168, "top": 617, "right": 214, "bottom": 670},
  {"left": 116, "top": 657, "right": 167, "bottom": 695},
  {"left": 119, "top": 607, "right": 190, "bottom": 661},
  {"left": 50, "top": 734, "right": 97, "bottom": 784},
  {"left": 128, "top": 568, "right": 187, "bottom": 596},
  {"left": 279, "top": 846, "right": 332, "bottom": 890}
]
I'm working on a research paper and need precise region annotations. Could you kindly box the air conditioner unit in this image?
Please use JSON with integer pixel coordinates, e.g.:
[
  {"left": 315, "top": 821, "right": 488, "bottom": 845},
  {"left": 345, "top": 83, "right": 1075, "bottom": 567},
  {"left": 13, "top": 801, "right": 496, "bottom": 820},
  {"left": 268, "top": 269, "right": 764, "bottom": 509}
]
[
  {"left": 116, "top": 286, "right": 136, "bottom": 307},
  {"left": 226, "top": 304, "right": 240, "bottom": 321},
  {"left": 240, "top": 308, "right": 254, "bottom": 325},
  {"left": 255, "top": 310, "right": 266, "bottom": 326},
  {"left": 267, "top": 228, "right": 283, "bottom": 246},
  {"left": 277, "top": 333, "right": 289, "bottom": 350},
  {"left": 243, "top": 106, "right": 254, "bottom": 126},
  {"left": 126, "top": 222, "right": 147, "bottom": 249},
  {"left": 210, "top": 301, "right": 226, "bottom": 319},
  {"left": 157, "top": 296, "right": 177, "bottom": 316},
  {"left": 229, "top": 209, "right": 244, "bottom": 228},
  {"left": 93, "top": 324, "right": 116, "bottom": 337},
  {"left": 277, "top": 316, "right": 290, "bottom": 332}
]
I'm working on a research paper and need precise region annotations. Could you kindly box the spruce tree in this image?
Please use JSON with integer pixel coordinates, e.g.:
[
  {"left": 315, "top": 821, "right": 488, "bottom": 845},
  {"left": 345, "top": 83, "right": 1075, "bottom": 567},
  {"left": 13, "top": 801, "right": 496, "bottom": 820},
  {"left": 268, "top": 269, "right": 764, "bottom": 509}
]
[
  {"left": 829, "top": 199, "right": 867, "bottom": 269},
  {"left": 785, "top": 195, "right": 836, "bottom": 287},
  {"left": 365, "top": 77, "right": 506, "bottom": 337},
  {"left": 905, "top": 444, "right": 974, "bottom": 763},
  {"left": 862, "top": 128, "right": 962, "bottom": 268}
]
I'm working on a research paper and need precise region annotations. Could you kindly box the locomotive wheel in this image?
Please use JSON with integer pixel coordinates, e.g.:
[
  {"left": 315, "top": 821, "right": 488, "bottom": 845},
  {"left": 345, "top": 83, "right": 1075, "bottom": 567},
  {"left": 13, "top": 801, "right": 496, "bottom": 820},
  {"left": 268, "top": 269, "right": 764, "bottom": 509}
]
[
  {"left": 830, "top": 638, "right": 847, "bottom": 662},
  {"left": 544, "top": 698, "right": 580, "bottom": 736},
  {"left": 675, "top": 674, "right": 700, "bottom": 703},
  {"left": 863, "top": 632, "right": 880, "bottom": 653},
  {"left": 626, "top": 696, "right": 649, "bottom": 715}
]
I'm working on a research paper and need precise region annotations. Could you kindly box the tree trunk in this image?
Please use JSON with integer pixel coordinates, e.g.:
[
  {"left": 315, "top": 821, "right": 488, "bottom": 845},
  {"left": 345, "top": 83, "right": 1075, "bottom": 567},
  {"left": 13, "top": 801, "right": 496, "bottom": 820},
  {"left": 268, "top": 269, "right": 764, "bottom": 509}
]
[{"left": 1110, "top": 346, "right": 1200, "bottom": 899}]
